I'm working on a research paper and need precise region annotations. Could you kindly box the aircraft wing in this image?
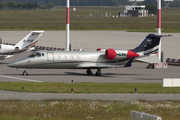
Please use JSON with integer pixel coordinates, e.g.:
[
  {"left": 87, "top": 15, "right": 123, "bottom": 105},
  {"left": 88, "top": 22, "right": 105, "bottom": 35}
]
[
  {"left": 5, "top": 55, "right": 14, "bottom": 58},
  {"left": 77, "top": 57, "right": 135, "bottom": 69},
  {"left": 0, "top": 55, "right": 14, "bottom": 60}
]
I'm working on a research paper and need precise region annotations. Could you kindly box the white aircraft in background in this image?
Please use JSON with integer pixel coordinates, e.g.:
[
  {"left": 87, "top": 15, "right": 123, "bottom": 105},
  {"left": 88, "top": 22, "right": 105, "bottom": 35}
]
[
  {"left": 8, "top": 34, "right": 170, "bottom": 76},
  {"left": 0, "top": 31, "right": 44, "bottom": 60}
]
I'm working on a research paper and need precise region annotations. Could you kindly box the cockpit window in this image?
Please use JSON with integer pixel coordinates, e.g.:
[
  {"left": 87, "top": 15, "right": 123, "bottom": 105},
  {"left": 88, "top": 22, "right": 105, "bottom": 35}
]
[
  {"left": 29, "top": 52, "right": 42, "bottom": 57},
  {"left": 0, "top": 45, "right": 1, "bottom": 49}
]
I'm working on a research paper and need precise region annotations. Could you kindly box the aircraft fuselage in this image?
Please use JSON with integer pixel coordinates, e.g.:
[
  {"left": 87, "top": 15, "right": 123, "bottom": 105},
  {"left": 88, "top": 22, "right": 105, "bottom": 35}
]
[{"left": 8, "top": 50, "right": 129, "bottom": 69}]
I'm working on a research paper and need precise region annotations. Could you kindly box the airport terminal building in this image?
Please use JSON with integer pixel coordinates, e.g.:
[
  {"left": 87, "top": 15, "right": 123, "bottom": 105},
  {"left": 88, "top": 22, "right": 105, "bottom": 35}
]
[{"left": 119, "top": 5, "right": 148, "bottom": 17}]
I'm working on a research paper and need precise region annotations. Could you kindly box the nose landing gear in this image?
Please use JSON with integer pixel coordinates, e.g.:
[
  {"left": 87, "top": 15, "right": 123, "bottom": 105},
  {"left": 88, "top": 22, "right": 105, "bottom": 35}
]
[{"left": 22, "top": 70, "right": 28, "bottom": 76}]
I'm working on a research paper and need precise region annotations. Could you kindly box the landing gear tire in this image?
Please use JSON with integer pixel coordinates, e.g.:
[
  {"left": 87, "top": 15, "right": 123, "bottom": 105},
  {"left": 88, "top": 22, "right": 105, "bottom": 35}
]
[
  {"left": 86, "top": 69, "right": 92, "bottom": 75},
  {"left": 96, "top": 69, "right": 101, "bottom": 76},
  {"left": 146, "top": 64, "right": 154, "bottom": 69},
  {"left": 22, "top": 70, "right": 28, "bottom": 76},
  {"left": 96, "top": 72, "right": 101, "bottom": 76}
]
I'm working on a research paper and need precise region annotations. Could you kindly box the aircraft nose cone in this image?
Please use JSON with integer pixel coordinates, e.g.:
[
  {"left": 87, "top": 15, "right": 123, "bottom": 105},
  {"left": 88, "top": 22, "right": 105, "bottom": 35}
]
[
  {"left": 8, "top": 61, "right": 18, "bottom": 68},
  {"left": 8, "top": 59, "right": 26, "bottom": 68}
]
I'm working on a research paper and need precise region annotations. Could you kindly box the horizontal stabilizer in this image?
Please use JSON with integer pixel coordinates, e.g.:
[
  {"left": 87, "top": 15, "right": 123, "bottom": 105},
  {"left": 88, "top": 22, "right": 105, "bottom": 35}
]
[{"left": 135, "top": 54, "right": 160, "bottom": 63}]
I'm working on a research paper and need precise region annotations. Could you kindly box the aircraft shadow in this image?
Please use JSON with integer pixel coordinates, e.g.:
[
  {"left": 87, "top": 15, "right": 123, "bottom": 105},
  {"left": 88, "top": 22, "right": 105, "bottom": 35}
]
[
  {"left": 0, "top": 62, "right": 8, "bottom": 64},
  {"left": 64, "top": 72, "right": 140, "bottom": 77},
  {"left": 2, "top": 74, "right": 70, "bottom": 76},
  {"left": 2, "top": 73, "right": 140, "bottom": 77},
  {"left": 104, "top": 73, "right": 140, "bottom": 76}
]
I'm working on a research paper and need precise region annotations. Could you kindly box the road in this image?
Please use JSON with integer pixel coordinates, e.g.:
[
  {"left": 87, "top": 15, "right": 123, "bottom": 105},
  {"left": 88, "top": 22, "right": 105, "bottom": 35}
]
[{"left": 1, "top": 90, "right": 180, "bottom": 102}]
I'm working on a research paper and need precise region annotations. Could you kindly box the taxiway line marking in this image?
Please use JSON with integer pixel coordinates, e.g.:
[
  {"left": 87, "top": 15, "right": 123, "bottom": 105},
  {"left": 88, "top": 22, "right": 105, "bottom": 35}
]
[{"left": 0, "top": 75, "right": 43, "bottom": 82}]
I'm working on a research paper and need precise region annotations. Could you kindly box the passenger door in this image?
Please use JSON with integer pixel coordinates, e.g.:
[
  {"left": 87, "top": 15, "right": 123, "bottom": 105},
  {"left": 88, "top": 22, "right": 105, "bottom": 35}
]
[{"left": 47, "top": 52, "right": 54, "bottom": 62}]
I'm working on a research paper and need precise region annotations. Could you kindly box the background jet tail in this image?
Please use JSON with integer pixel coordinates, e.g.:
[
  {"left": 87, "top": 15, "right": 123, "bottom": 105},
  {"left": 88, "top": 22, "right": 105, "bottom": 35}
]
[{"left": 15, "top": 31, "right": 44, "bottom": 50}]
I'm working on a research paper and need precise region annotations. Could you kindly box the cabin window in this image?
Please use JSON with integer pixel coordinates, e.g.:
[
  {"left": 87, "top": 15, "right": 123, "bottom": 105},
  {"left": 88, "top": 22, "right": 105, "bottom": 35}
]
[
  {"left": 29, "top": 52, "right": 41, "bottom": 57},
  {"left": 58, "top": 55, "right": 61, "bottom": 59},
  {"left": 64, "top": 55, "right": 67, "bottom": 59},
  {"left": 76, "top": 56, "right": 80, "bottom": 59},
  {"left": 42, "top": 53, "right": 44, "bottom": 56}
]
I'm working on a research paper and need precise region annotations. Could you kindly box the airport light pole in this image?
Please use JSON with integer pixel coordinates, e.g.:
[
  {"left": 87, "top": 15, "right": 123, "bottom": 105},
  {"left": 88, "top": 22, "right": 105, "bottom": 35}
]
[
  {"left": 157, "top": 0, "right": 162, "bottom": 61},
  {"left": 157, "top": 0, "right": 172, "bottom": 62},
  {"left": 66, "top": 0, "right": 70, "bottom": 51},
  {"left": 157, "top": 0, "right": 161, "bottom": 35}
]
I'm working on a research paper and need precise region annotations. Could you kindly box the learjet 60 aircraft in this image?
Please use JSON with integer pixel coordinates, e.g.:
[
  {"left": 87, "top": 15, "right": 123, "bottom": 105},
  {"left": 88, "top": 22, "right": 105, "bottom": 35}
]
[
  {"left": 0, "top": 31, "right": 44, "bottom": 60},
  {"left": 8, "top": 34, "right": 170, "bottom": 76}
]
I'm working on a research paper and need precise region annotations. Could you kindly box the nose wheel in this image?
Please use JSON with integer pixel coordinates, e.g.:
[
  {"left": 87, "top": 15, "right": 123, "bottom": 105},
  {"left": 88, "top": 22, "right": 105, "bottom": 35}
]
[{"left": 22, "top": 70, "right": 28, "bottom": 76}]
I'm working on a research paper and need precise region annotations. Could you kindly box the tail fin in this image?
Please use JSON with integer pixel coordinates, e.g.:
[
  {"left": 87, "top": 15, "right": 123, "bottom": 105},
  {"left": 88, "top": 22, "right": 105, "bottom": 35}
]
[
  {"left": 15, "top": 31, "right": 44, "bottom": 50},
  {"left": 132, "top": 34, "right": 170, "bottom": 55}
]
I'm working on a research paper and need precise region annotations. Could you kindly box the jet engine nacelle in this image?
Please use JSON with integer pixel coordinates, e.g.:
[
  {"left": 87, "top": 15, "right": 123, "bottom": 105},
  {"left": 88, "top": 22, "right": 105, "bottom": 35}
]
[
  {"left": 105, "top": 49, "right": 116, "bottom": 60},
  {"left": 0, "top": 44, "right": 16, "bottom": 53},
  {"left": 104, "top": 48, "right": 139, "bottom": 60}
]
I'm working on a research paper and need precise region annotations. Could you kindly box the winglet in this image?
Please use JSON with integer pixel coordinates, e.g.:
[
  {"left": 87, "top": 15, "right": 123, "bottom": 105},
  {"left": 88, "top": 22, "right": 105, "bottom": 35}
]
[{"left": 123, "top": 57, "right": 135, "bottom": 67}]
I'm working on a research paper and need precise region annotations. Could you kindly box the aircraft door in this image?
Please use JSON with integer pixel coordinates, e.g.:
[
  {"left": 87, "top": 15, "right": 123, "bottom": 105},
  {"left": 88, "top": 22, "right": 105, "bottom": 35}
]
[{"left": 47, "top": 52, "right": 54, "bottom": 62}]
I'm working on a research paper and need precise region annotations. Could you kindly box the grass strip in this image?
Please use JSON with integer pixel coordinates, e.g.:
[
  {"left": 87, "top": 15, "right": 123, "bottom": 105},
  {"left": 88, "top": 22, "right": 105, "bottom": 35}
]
[
  {"left": 0, "top": 100, "right": 179, "bottom": 120},
  {"left": 0, "top": 8, "right": 180, "bottom": 32},
  {"left": 0, "top": 82, "right": 180, "bottom": 93}
]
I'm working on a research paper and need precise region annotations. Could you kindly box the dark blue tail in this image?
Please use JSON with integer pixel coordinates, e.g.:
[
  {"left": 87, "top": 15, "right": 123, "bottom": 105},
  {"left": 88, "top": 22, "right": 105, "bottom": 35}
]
[{"left": 132, "top": 34, "right": 170, "bottom": 55}]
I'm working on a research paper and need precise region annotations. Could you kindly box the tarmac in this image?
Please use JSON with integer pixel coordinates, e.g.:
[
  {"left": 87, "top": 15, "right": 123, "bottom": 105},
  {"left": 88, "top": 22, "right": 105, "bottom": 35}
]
[{"left": 0, "top": 31, "right": 180, "bottom": 101}]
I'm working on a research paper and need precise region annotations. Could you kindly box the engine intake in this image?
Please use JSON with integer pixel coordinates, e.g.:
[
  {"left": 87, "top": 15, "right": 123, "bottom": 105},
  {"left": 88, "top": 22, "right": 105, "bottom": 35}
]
[{"left": 105, "top": 49, "right": 116, "bottom": 60}]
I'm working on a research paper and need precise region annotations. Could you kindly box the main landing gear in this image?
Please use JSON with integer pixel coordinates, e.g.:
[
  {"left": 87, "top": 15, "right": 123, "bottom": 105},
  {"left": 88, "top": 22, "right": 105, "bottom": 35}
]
[
  {"left": 22, "top": 70, "right": 28, "bottom": 76},
  {"left": 96, "top": 69, "right": 101, "bottom": 76},
  {"left": 86, "top": 69, "right": 92, "bottom": 75},
  {"left": 86, "top": 69, "right": 102, "bottom": 76}
]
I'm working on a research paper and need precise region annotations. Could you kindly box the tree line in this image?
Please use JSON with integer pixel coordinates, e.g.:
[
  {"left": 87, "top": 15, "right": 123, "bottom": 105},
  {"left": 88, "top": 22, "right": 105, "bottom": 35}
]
[
  {"left": 0, "top": 1, "right": 55, "bottom": 10},
  {"left": 0, "top": 0, "right": 179, "bottom": 7}
]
